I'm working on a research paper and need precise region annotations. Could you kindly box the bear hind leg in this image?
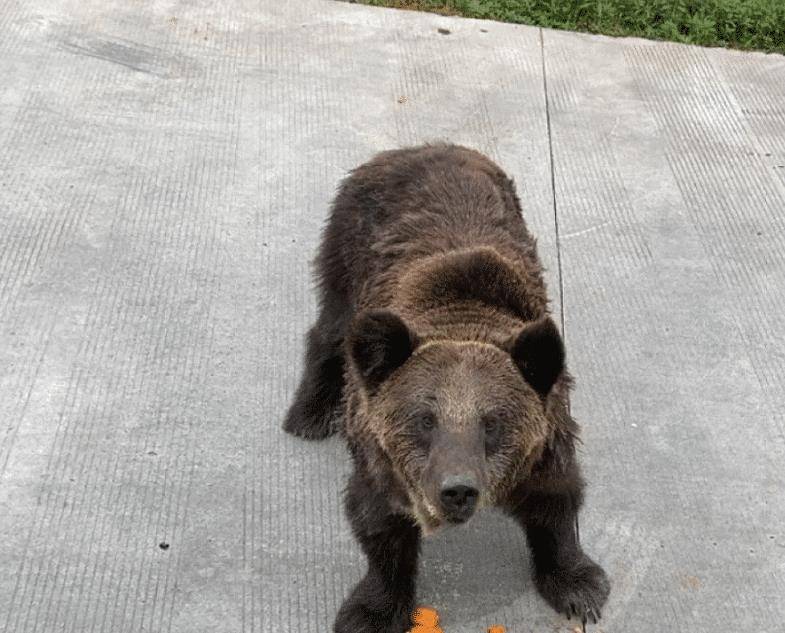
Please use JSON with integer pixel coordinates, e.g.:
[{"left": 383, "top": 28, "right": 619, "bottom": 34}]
[{"left": 283, "top": 301, "right": 347, "bottom": 440}]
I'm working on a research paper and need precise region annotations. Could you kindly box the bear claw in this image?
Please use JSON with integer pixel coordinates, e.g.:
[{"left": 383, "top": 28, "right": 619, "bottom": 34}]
[{"left": 535, "top": 556, "right": 609, "bottom": 626}]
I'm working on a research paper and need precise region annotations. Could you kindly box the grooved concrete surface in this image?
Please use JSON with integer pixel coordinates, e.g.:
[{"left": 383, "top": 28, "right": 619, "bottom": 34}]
[{"left": 1, "top": 1, "right": 784, "bottom": 631}]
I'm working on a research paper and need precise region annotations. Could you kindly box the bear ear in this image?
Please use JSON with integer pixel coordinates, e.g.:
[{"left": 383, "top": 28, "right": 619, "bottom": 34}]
[
  {"left": 348, "top": 309, "right": 418, "bottom": 393},
  {"left": 506, "top": 317, "right": 565, "bottom": 398}
]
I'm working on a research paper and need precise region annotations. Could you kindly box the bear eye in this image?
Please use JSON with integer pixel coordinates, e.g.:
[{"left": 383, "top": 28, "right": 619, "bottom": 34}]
[
  {"left": 417, "top": 415, "right": 436, "bottom": 433},
  {"left": 483, "top": 416, "right": 503, "bottom": 455}
]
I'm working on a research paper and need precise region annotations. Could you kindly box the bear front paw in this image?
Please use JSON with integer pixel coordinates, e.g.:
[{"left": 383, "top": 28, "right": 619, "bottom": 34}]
[
  {"left": 535, "top": 556, "right": 610, "bottom": 624},
  {"left": 334, "top": 602, "right": 411, "bottom": 633},
  {"left": 334, "top": 582, "right": 412, "bottom": 633}
]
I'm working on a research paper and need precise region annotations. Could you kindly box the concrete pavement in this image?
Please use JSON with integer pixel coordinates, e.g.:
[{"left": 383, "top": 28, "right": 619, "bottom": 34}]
[{"left": 1, "top": 1, "right": 784, "bottom": 631}]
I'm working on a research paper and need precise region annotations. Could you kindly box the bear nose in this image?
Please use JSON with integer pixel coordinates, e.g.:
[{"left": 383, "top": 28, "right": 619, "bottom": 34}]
[{"left": 439, "top": 475, "right": 479, "bottom": 520}]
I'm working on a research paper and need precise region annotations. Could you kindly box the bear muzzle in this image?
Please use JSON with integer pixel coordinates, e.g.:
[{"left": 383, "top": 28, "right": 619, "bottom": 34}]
[{"left": 439, "top": 473, "right": 480, "bottom": 523}]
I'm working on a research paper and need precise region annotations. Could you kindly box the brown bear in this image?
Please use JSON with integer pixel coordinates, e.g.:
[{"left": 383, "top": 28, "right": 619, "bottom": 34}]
[{"left": 283, "top": 144, "right": 609, "bottom": 632}]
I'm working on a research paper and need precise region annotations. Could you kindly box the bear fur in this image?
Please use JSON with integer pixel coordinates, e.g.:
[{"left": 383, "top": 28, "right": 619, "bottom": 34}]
[{"left": 283, "top": 144, "right": 609, "bottom": 632}]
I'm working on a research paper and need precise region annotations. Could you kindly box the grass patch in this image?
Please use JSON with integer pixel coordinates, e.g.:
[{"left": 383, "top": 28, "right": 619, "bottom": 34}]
[{"left": 360, "top": 0, "right": 785, "bottom": 54}]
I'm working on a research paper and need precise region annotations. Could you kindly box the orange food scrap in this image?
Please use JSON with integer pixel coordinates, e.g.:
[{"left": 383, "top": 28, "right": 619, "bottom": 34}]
[
  {"left": 410, "top": 606, "right": 443, "bottom": 633},
  {"left": 409, "top": 607, "right": 506, "bottom": 633}
]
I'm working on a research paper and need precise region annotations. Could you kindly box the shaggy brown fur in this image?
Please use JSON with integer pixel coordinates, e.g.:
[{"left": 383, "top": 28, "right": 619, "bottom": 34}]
[{"left": 283, "top": 144, "right": 609, "bottom": 633}]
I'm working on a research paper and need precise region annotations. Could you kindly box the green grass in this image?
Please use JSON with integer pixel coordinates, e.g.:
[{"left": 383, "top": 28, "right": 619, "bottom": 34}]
[{"left": 361, "top": 0, "right": 785, "bottom": 54}]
